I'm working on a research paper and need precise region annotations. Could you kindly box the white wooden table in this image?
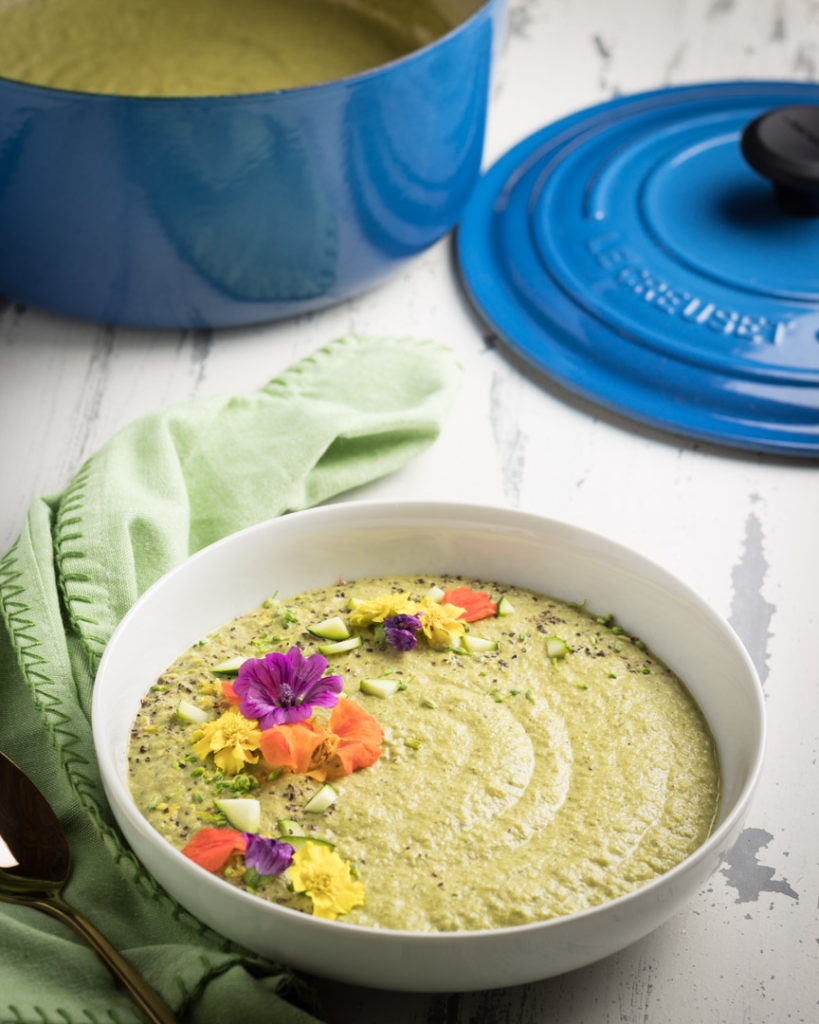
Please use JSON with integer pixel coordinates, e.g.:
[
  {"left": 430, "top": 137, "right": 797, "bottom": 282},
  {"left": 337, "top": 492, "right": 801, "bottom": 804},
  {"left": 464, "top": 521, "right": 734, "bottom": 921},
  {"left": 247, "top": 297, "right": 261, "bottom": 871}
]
[{"left": 1, "top": 1, "right": 817, "bottom": 1021}]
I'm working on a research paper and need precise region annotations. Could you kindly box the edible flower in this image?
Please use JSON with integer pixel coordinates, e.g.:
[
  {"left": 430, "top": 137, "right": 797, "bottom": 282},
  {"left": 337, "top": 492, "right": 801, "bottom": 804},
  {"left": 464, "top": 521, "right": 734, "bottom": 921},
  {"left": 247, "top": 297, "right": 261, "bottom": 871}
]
[
  {"left": 325, "top": 698, "right": 385, "bottom": 777},
  {"left": 442, "top": 587, "right": 497, "bottom": 622},
  {"left": 230, "top": 647, "right": 343, "bottom": 728},
  {"left": 416, "top": 596, "right": 467, "bottom": 648},
  {"left": 181, "top": 827, "right": 293, "bottom": 876},
  {"left": 382, "top": 613, "right": 423, "bottom": 651},
  {"left": 259, "top": 698, "right": 383, "bottom": 781},
  {"left": 192, "top": 708, "right": 262, "bottom": 774},
  {"left": 288, "top": 841, "right": 365, "bottom": 920},
  {"left": 349, "top": 593, "right": 417, "bottom": 628},
  {"left": 348, "top": 588, "right": 498, "bottom": 648},
  {"left": 244, "top": 833, "right": 296, "bottom": 876}
]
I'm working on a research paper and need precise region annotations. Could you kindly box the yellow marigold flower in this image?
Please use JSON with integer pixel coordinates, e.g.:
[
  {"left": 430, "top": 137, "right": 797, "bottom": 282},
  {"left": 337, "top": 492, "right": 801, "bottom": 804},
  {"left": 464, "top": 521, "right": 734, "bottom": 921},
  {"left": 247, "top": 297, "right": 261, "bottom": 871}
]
[
  {"left": 417, "top": 597, "right": 467, "bottom": 648},
  {"left": 349, "top": 593, "right": 418, "bottom": 629},
  {"left": 192, "top": 708, "right": 261, "bottom": 774},
  {"left": 289, "top": 842, "right": 365, "bottom": 920}
]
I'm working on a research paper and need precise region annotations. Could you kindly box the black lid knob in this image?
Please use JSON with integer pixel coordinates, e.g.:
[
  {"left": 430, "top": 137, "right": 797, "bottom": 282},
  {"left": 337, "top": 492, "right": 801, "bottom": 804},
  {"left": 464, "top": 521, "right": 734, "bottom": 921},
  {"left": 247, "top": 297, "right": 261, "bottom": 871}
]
[{"left": 741, "top": 104, "right": 819, "bottom": 216}]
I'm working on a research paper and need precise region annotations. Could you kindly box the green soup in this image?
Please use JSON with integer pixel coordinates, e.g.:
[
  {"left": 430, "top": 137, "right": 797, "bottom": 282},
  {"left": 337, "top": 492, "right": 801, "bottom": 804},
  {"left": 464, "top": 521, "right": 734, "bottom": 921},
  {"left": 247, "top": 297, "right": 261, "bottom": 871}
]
[
  {"left": 128, "top": 574, "right": 721, "bottom": 931},
  {"left": 0, "top": 0, "right": 459, "bottom": 96}
]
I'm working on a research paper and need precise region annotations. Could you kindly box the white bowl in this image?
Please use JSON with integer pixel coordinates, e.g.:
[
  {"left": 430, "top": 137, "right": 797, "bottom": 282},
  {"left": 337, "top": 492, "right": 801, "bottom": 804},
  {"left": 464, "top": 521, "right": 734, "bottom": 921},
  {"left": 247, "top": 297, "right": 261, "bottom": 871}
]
[{"left": 93, "top": 501, "right": 765, "bottom": 992}]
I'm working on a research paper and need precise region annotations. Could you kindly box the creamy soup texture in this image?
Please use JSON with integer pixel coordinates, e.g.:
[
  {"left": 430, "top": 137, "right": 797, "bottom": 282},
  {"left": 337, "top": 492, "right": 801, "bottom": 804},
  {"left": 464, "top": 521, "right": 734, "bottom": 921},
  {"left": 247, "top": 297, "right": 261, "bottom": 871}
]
[
  {"left": 128, "top": 575, "right": 720, "bottom": 932},
  {"left": 0, "top": 0, "right": 456, "bottom": 96}
]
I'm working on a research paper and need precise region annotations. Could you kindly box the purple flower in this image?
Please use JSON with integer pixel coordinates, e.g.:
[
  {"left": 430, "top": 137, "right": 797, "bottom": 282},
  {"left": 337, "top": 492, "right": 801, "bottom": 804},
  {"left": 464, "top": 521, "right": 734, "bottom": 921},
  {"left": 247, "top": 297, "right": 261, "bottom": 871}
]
[
  {"left": 233, "top": 647, "right": 343, "bottom": 728},
  {"left": 383, "top": 614, "right": 423, "bottom": 651},
  {"left": 243, "top": 834, "right": 294, "bottom": 876}
]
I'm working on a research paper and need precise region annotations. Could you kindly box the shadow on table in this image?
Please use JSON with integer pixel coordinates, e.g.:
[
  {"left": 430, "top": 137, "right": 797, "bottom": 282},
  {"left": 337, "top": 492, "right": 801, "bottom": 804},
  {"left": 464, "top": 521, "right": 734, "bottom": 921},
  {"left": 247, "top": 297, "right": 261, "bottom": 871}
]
[{"left": 301, "top": 959, "right": 614, "bottom": 1024}]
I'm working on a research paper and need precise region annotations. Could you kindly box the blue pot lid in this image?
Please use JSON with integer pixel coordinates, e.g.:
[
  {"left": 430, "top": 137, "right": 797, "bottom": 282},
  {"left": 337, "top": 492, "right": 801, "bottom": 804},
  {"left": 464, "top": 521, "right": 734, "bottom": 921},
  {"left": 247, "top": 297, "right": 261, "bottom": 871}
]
[{"left": 457, "top": 81, "right": 819, "bottom": 456}]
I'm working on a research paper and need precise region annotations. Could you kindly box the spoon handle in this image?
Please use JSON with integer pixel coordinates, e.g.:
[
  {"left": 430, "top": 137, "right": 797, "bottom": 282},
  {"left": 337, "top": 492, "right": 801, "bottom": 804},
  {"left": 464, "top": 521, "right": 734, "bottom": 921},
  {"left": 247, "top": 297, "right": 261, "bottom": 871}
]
[{"left": 30, "top": 894, "right": 178, "bottom": 1024}]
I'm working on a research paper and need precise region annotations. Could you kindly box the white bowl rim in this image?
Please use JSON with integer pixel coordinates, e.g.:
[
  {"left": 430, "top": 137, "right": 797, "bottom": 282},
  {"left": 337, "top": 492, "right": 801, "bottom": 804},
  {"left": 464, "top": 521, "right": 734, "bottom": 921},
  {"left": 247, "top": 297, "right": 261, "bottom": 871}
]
[{"left": 93, "top": 498, "right": 766, "bottom": 942}]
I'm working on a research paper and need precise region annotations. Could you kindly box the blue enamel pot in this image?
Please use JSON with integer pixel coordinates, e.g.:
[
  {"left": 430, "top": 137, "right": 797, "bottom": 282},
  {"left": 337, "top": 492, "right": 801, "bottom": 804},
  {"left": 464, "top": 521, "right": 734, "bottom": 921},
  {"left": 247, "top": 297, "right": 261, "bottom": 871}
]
[{"left": 0, "top": 0, "right": 504, "bottom": 328}]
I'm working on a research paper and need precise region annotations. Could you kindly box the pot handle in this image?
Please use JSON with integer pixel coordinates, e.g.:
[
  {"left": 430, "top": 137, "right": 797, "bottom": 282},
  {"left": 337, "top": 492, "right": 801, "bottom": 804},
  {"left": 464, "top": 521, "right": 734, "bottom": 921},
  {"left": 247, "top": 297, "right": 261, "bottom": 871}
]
[{"left": 741, "top": 104, "right": 819, "bottom": 216}]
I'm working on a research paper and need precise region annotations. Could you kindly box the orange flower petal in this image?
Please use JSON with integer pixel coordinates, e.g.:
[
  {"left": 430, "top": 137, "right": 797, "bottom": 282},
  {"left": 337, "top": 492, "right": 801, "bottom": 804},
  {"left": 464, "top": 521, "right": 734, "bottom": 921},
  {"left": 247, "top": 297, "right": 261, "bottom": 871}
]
[
  {"left": 182, "top": 828, "right": 247, "bottom": 872},
  {"left": 441, "top": 587, "right": 497, "bottom": 622},
  {"left": 221, "top": 680, "right": 241, "bottom": 705},
  {"left": 259, "top": 720, "right": 329, "bottom": 776},
  {"left": 325, "top": 699, "right": 384, "bottom": 778},
  {"left": 258, "top": 702, "right": 383, "bottom": 781}
]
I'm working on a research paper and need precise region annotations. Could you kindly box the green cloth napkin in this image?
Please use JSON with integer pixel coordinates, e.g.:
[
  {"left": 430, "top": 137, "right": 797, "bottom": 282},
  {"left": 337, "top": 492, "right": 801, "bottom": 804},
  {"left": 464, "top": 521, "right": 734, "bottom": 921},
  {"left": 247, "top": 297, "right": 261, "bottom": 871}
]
[{"left": 0, "top": 334, "right": 460, "bottom": 1023}]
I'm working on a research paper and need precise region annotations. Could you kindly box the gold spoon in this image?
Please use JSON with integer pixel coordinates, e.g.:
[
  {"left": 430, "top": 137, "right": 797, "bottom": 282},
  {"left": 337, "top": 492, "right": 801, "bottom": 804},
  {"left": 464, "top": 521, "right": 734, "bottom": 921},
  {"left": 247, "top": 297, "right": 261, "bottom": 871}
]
[{"left": 0, "top": 751, "right": 178, "bottom": 1023}]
